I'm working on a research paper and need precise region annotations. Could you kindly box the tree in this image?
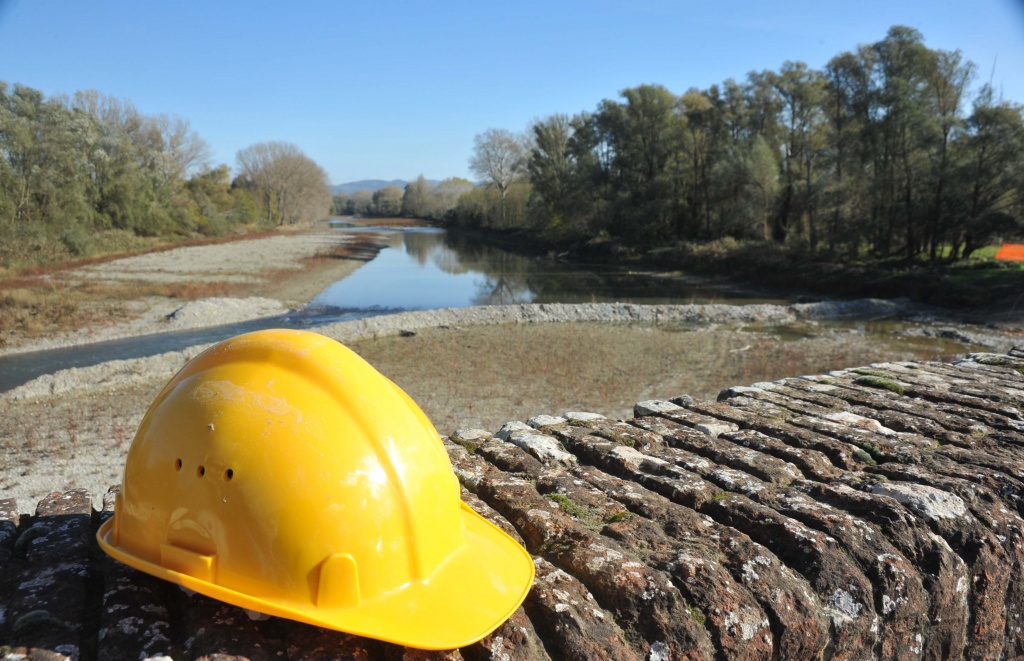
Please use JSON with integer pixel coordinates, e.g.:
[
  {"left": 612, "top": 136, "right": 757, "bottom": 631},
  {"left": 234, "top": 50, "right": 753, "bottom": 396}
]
[
  {"left": 770, "top": 61, "right": 826, "bottom": 247},
  {"left": 678, "top": 88, "right": 717, "bottom": 239},
  {"left": 235, "top": 141, "right": 331, "bottom": 225},
  {"left": 468, "top": 128, "right": 527, "bottom": 227},
  {"left": 401, "top": 175, "right": 436, "bottom": 218},
  {"left": 596, "top": 84, "right": 684, "bottom": 243},
  {"left": 957, "top": 87, "right": 1024, "bottom": 257},
  {"left": 924, "top": 48, "right": 973, "bottom": 258},
  {"left": 432, "top": 177, "right": 474, "bottom": 218},
  {"left": 371, "top": 185, "right": 404, "bottom": 217},
  {"left": 155, "top": 114, "right": 211, "bottom": 182},
  {"left": 528, "top": 114, "right": 575, "bottom": 233}
]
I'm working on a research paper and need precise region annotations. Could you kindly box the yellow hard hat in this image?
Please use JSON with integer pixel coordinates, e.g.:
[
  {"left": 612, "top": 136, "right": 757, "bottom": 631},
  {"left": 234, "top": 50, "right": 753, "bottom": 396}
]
[{"left": 96, "top": 329, "right": 534, "bottom": 650}]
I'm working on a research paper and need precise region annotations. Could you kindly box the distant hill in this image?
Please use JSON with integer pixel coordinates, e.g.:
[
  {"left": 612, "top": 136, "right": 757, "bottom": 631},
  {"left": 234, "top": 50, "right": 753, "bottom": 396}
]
[{"left": 331, "top": 179, "right": 440, "bottom": 195}]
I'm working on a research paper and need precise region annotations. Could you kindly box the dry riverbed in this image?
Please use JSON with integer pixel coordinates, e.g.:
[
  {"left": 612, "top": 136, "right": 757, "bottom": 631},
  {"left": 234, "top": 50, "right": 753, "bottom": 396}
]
[{"left": 1, "top": 224, "right": 1020, "bottom": 513}]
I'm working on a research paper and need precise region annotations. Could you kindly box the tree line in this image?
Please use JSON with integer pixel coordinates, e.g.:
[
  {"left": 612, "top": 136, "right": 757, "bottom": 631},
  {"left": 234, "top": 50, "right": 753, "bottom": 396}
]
[
  {"left": 0, "top": 82, "right": 331, "bottom": 268},
  {"left": 331, "top": 175, "right": 475, "bottom": 220},
  {"left": 462, "top": 26, "right": 1024, "bottom": 260}
]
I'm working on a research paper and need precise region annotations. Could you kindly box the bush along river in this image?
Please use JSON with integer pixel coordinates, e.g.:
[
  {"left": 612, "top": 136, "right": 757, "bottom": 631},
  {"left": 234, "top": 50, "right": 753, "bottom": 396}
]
[{"left": 0, "top": 224, "right": 993, "bottom": 392}]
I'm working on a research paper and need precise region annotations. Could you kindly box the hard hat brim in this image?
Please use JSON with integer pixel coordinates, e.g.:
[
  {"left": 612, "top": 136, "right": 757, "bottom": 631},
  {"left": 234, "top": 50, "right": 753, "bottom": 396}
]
[{"left": 97, "top": 501, "right": 534, "bottom": 650}]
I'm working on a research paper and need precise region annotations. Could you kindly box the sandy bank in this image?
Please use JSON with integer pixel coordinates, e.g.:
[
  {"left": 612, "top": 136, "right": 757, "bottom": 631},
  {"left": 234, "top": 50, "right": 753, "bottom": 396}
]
[{"left": 0, "top": 298, "right": 926, "bottom": 401}]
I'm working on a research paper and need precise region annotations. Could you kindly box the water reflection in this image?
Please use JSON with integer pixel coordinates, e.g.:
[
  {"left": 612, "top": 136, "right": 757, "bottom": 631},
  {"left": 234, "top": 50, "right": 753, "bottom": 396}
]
[{"left": 308, "top": 227, "right": 783, "bottom": 313}]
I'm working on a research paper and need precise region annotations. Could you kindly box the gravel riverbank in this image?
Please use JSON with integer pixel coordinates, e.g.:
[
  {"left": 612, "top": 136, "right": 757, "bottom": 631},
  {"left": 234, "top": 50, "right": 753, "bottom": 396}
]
[
  {"left": 0, "top": 226, "right": 376, "bottom": 355},
  {"left": 2, "top": 227, "right": 1021, "bottom": 513}
]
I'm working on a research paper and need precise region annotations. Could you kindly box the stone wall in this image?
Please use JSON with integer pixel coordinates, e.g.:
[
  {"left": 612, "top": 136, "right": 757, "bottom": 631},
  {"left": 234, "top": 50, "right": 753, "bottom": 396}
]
[{"left": 2, "top": 349, "right": 1023, "bottom": 660}]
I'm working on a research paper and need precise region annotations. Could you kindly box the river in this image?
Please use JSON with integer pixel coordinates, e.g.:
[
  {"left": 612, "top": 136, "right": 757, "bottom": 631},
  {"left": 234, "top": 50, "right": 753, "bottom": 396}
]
[{"left": 0, "top": 224, "right": 985, "bottom": 392}]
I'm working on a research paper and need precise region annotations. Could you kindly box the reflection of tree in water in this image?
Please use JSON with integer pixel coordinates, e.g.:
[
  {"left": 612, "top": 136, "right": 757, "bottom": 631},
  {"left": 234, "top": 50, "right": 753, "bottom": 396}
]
[
  {"left": 402, "top": 230, "right": 478, "bottom": 275},
  {"left": 401, "top": 230, "right": 446, "bottom": 267},
  {"left": 399, "top": 228, "right": 688, "bottom": 305},
  {"left": 436, "top": 233, "right": 536, "bottom": 304},
  {"left": 472, "top": 252, "right": 535, "bottom": 305}
]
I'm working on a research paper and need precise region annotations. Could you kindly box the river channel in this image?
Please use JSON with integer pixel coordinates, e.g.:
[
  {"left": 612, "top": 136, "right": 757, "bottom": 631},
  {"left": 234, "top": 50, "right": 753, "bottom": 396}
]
[{"left": 0, "top": 225, "right": 984, "bottom": 392}]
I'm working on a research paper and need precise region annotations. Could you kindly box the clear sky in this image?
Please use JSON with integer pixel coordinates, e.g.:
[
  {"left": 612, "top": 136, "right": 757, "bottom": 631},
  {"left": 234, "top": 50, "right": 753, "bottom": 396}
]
[{"left": 2, "top": 0, "right": 1022, "bottom": 185}]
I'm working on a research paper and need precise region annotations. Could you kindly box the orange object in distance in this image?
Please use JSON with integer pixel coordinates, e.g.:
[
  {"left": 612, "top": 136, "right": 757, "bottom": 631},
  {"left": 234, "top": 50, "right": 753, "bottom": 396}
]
[
  {"left": 96, "top": 329, "right": 534, "bottom": 650},
  {"left": 995, "top": 243, "right": 1024, "bottom": 261}
]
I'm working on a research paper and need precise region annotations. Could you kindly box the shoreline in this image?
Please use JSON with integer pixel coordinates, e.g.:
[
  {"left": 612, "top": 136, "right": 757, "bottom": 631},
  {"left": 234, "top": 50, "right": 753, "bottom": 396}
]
[
  {"left": 1, "top": 299, "right": 1012, "bottom": 515},
  {"left": 2, "top": 225, "right": 1022, "bottom": 513}
]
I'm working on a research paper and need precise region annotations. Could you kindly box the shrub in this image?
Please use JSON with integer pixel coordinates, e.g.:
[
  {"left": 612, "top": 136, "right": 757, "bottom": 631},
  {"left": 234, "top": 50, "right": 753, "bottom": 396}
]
[{"left": 60, "top": 224, "right": 93, "bottom": 256}]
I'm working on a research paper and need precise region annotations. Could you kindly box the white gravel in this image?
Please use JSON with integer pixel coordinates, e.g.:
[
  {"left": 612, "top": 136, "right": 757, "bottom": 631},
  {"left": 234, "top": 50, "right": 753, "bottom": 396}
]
[
  {"left": 164, "top": 297, "right": 288, "bottom": 328},
  {"left": 0, "top": 229, "right": 355, "bottom": 357},
  {"left": 61, "top": 232, "right": 344, "bottom": 284}
]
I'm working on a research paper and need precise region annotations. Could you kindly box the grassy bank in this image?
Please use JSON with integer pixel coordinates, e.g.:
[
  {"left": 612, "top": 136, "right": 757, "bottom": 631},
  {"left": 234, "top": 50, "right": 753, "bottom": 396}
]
[
  {"left": 448, "top": 224, "right": 1024, "bottom": 316},
  {"left": 657, "top": 240, "right": 1024, "bottom": 311}
]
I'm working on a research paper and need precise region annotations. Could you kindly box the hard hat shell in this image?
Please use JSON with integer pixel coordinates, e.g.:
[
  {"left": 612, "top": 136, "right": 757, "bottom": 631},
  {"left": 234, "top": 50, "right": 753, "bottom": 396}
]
[{"left": 96, "top": 329, "right": 534, "bottom": 650}]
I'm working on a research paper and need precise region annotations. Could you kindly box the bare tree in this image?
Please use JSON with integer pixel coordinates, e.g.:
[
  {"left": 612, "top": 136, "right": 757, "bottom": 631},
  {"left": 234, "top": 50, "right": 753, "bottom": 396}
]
[
  {"left": 236, "top": 141, "right": 331, "bottom": 225},
  {"left": 156, "top": 114, "right": 211, "bottom": 181},
  {"left": 469, "top": 128, "right": 527, "bottom": 226}
]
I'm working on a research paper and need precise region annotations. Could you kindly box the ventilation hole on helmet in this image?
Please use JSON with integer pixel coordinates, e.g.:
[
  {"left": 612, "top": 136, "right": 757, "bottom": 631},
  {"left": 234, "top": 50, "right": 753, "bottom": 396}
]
[
  {"left": 224, "top": 468, "right": 234, "bottom": 481},
  {"left": 174, "top": 458, "right": 182, "bottom": 471},
  {"left": 197, "top": 465, "right": 205, "bottom": 478}
]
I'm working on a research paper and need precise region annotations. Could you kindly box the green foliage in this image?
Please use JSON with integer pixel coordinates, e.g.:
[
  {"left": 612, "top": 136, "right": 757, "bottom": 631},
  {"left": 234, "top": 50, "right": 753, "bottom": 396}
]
[
  {"left": 449, "top": 181, "right": 532, "bottom": 230},
  {"left": 371, "top": 186, "right": 404, "bottom": 217},
  {"left": 401, "top": 175, "right": 436, "bottom": 218},
  {"left": 547, "top": 493, "right": 590, "bottom": 520},
  {"left": 854, "top": 375, "right": 906, "bottom": 396},
  {"left": 59, "top": 224, "right": 93, "bottom": 256},
  {"left": 506, "top": 26, "right": 1023, "bottom": 260},
  {"left": 0, "top": 82, "right": 321, "bottom": 271}
]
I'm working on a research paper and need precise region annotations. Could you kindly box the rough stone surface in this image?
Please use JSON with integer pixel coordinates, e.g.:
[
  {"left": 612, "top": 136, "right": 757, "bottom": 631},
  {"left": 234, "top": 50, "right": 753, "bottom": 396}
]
[{"left": 2, "top": 351, "right": 1024, "bottom": 659}]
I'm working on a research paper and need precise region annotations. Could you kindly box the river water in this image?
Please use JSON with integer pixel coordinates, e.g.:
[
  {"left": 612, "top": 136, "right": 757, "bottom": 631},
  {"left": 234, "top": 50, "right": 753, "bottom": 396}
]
[
  {"left": 308, "top": 225, "right": 788, "bottom": 312},
  {"left": 0, "top": 225, "right": 980, "bottom": 392}
]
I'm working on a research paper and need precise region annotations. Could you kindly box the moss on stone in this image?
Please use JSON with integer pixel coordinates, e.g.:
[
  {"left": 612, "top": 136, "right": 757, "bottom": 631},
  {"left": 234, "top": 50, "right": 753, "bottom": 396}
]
[
  {"left": 851, "top": 368, "right": 891, "bottom": 378},
  {"left": 603, "top": 511, "right": 629, "bottom": 524},
  {"left": 854, "top": 375, "right": 905, "bottom": 396},
  {"left": 852, "top": 448, "right": 878, "bottom": 466}
]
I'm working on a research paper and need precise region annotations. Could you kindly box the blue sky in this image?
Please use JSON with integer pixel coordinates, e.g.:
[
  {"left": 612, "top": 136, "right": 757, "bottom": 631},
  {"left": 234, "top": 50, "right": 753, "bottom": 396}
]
[{"left": 1, "top": 0, "right": 1022, "bottom": 184}]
